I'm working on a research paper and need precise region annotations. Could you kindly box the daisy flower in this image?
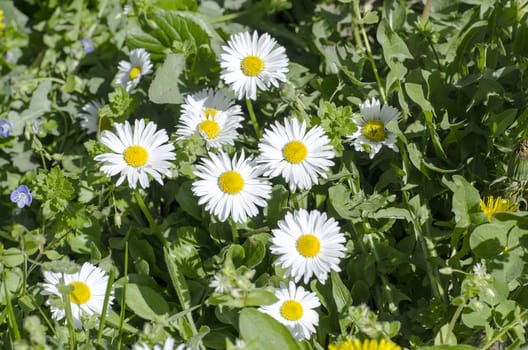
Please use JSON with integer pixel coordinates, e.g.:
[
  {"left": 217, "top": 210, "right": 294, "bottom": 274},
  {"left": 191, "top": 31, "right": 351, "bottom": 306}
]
[
  {"left": 79, "top": 100, "right": 108, "bottom": 134},
  {"left": 133, "top": 337, "right": 188, "bottom": 350},
  {"left": 257, "top": 118, "right": 335, "bottom": 191},
  {"left": 115, "top": 48, "right": 153, "bottom": 92},
  {"left": 192, "top": 151, "right": 272, "bottom": 223},
  {"left": 41, "top": 262, "right": 114, "bottom": 329},
  {"left": 94, "top": 119, "right": 176, "bottom": 189},
  {"left": 328, "top": 338, "right": 401, "bottom": 350},
  {"left": 176, "top": 88, "right": 243, "bottom": 148},
  {"left": 10, "top": 185, "right": 32, "bottom": 209},
  {"left": 220, "top": 31, "right": 289, "bottom": 100},
  {"left": 346, "top": 97, "right": 400, "bottom": 159},
  {"left": 258, "top": 281, "right": 320, "bottom": 340},
  {"left": 270, "top": 209, "right": 346, "bottom": 284}
]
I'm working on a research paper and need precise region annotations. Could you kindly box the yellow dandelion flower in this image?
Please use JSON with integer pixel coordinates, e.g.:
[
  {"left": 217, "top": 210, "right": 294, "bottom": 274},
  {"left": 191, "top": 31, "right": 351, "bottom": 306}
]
[
  {"left": 328, "top": 338, "right": 401, "bottom": 350},
  {"left": 480, "top": 195, "right": 519, "bottom": 222}
]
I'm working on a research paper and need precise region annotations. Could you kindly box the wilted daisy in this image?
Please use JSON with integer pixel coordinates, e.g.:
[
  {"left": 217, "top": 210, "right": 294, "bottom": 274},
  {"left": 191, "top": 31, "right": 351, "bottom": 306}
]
[
  {"left": 133, "top": 337, "right": 188, "bottom": 350},
  {"left": 115, "top": 48, "right": 153, "bottom": 92},
  {"left": 176, "top": 88, "right": 243, "bottom": 148},
  {"left": 10, "top": 185, "right": 32, "bottom": 208},
  {"left": 79, "top": 100, "right": 108, "bottom": 134},
  {"left": 258, "top": 281, "right": 320, "bottom": 340},
  {"left": 41, "top": 262, "right": 113, "bottom": 329},
  {"left": 257, "top": 118, "right": 334, "bottom": 191},
  {"left": 328, "top": 338, "right": 401, "bottom": 350},
  {"left": 347, "top": 97, "right": 400, "bottom": 159},
  {"left": 220, "top": 31, "right": 289, "bottom": 100},
  {"left": 480, "top": 195, "right": 519, "bottom": 222},
  {"left": 192, "top": 151, "right": 272, "bottom": 223},
  {"left": 270, "top": 209, "right": 346, "bottom": 284},
  {"left": 94, "top": 119, "right": 175, "bottom": 189}
]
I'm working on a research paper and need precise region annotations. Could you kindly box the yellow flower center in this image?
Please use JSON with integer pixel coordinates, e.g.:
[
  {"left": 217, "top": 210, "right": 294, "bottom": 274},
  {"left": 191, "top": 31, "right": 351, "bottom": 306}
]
[
  {"left": 129, "top": 66, "right": 141, "bottom": 80},
  {"left": 124, "top": 145, "right": 148, "bottom": 167},
  {"left": 198, "top": 120, "right": 220, "bottom": 139},
  {"left": 361, "top": 120, "right": 387, "bottom": 142},
  {"left": 296, "top": 234, "right": 321, "bottom": 258},
  {"left": 283, "top": 141, "right": 308, "bottom": 164},
  {"left": 480, "top": 195, "right": 519, "bottom": 222},
  {"left": 69, "top": 281, "right": 91, "bottom": 305},
  {"left": 328, "top": 338, "right": 402, "bottom": 350},
  {"left": 240, "top": 55, "right": 264, "bottom": 77},
  {"left": 203, "top": 108, "right": 218, "bottom": 118},
  {"left": 280, "top": 300, "right": 303, "bottom": 321},
  {"left": 218, "top": 170, "right": 244, "bottom": 194}
]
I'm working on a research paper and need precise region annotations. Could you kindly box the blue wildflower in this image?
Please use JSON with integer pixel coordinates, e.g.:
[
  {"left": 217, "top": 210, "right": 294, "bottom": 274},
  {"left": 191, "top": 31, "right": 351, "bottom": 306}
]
[
  {"left": 81, "top": 38, "right": 94, "bottom": 53},
  {"left": 0, "top": 119, "right": 13, "bottom": 137},
  {"left": 10, "top": 185, "right": 32, "bottom": 208}
]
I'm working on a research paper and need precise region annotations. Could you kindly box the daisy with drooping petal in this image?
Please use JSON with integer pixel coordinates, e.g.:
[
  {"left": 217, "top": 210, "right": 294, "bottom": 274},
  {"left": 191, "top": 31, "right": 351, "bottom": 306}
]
[
  {"left": 346, "top": 97, "right": 400, "bottom": 159},
  {"left": 328, "top": 338, "right": 401, "bottom": 350},
  {"left": 115, "top": 48, "right": 153, "bottom": 92},
  {"left": 176, "top": 88, "right": 244, "bottom": 148},
  {"left": 133, "top": 337, "right": 189, "bottom": 350},
  {"left": 220, "top": 31, "right": 289, "bottom": 100},
  {"left": 79, "top": 100, "right": 109, "bottom": 134},
  {"left": 94, "top": 119, "right": 175, "bottom": 189},
  {"left": 257, "top": 118, "right": 335, "bottom": 191},
  {"left": 192, "top": 151, "right": 272, "bottom": 223},
  {"left": 41, "top": 262, "right": 113, "bottom": 329},
  {"left": 270, "top": 209, "right": 346, "bottom": 284},
  {"left": 258, "top": 281, "right": 320, "bottom": 340}
]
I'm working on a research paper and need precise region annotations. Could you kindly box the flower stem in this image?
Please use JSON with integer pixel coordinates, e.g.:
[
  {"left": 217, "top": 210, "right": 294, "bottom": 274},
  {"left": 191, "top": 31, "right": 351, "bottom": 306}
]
[
  {"left": 445, "top": 302, "right": 464, "bottom": 344},
  {"left": 353, "top": 0, "right": 387, "bottom": 103},
  {"left": 246, "top": 98, "right": 262, "bottom": 139},
  {"left": 62, "top": 274, "right": 77, "bottom": 350},
  {"left": 97, "top": 268, "right": 114, "bottom": 345},
  {"left": 3, "top": 270, "right": 21, "bottom": 341},
  {"left": 134, "top": 191, "right": 168, "bottom": 248},
  {"left": 117, "top": 240, "right": 129, "bottom": 350}
]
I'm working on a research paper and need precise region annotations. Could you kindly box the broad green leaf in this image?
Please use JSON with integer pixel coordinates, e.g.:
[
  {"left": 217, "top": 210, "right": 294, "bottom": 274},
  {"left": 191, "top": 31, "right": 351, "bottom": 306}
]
[
  {"left": 148, "top": 53, "right": 185, "bottom": 104},
  {"left": 124, "top": 283, "right": 169, "bottom": 321},
  {"left": 442, "top": 175, "right": 482, "bottom": 228},
  {"left": 469, "top": 223, "right": 508, "bottom": 258},
  {"left": 239, "top": 308, "right": 300, "bottom": 350},
  {"left": 376, "top": 19, "right": 412, "bottom": 64}
]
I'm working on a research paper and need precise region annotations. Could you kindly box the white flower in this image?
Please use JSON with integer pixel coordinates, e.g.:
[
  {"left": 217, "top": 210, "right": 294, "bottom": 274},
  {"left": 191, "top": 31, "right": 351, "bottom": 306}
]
[
  {"left": 346, "top": 97, "right": 400, "bottom": 159},
  {"left": 210, "top": 272, "right": 231, "bottom": 293},
  {"left": 115, "top": 48, "right": 153, "bottom": 92},
  {"left": 192, "top": 151, "right": 272, "bottom": 223},
  {"left": 258, "top": 281, "right": 320, "bottom": 340},
  {"left": 176, "top": 88, "right": 243, "bottom": 148},
  {"left": 220, "top": 31, "right": 289, "bottom": 100},
  {"left": 79, "top": 100, "right": 105, "bottom": 134},
  {"left": 94, "top": 119, "right": 175, "bottom": 189},
  {"left": 270, "top": 209, "right": 346, "bottom": 284},
  {"left": 133, "top": 337, "right": 189, "bottom": 350},
  {"left": 257, "top": 118, "right": 334, "bottom": 191},
  {"left": 41, "top": 262, "right": 114, "bottom": 329}
]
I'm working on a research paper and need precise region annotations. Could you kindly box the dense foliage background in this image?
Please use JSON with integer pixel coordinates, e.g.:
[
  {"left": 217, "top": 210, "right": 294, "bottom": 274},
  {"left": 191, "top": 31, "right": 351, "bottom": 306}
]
[{"left": 2, "top": 0, "right": 528, "bottom": 349}]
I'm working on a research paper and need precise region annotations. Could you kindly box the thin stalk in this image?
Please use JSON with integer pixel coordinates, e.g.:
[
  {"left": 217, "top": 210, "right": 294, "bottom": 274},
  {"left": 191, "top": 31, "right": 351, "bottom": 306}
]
[
  {"left": 117, "top": 241, "right": 129, "bottom": 350},
  {"left": 229, "top": 219, "right": 239, "bottom": 243},
  {"left": 482, "top": 310, "right": 528, "bottom": 349},
  {"left": 211, "top": 10, "right": 248, "bottom": 23},
  {"left": 444, "top": 302, "right": 464, "bottom": 344},
  {"left": 353, "top": 0, "right": 387, "bottom": 103},
  {"left": 97, "top": 268, "right": 115, "bottom": 345},
  {"left": 246, "top": 98, "right": 262, "bottom": 139},
  {"left": 422, "top": 0, "right": 433, "bottom": 22},
  {"left": 3, "top": 271, "right": 21, "bottom": 341},
  {"left": 134, "top": 191, "right": 168, "bottom": 248},
  {"left": 62, "top": 275, "right": 77, "bottom": 350}
]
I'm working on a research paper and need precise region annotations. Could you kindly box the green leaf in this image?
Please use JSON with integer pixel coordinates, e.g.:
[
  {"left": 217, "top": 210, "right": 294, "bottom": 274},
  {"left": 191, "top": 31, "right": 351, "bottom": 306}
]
[
  {"left": 376, "top": 19, "right": 413, "bottom": 64},
  {"left": 470, "top": 223, "right": 508, "bottom": 258},
  {"left": 442, "top": 175, "right": 482, "bottom": 228},
  {"left": 148, "top": 53, "right": 185, "bottom": 104},
  {"left": 239, "top": 308, "right": 300, "bottom": 350},
  {"left": 124, "top": 283, "right": 169, "bottom": 321}
]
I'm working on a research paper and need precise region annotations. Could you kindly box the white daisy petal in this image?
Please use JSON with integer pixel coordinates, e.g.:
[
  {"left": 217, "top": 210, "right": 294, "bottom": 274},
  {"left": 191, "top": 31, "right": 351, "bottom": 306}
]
[
  {"left": 258, "top": 281, "right": 320, "bottom": 340},
  {"left": 220, "top": 31, "right": 289, "bottom": 100},
  {"left": 270, "top": 209, "right": 346, "bottom": 284},
  {"left": 192, "top": 151, "right": 272, "bottom": 223},
  {"left": 78, "top": 100, "right": 105, "bottom": 134},
  {"left": 41, "top": 262, "right": 114, "bottom": 329},
  {"left": 346, "top": 97, "right": 401, "bottom": 158},
  {"left": 115, "top": 48, "right": 153, "bottom": 92},
  {"left": 257, "top": 118, "right": 335, "bottom": 191},
  {"left": 94, "top": 119, "right": 175, "bottom": 189},
  {"left": 176, "top": 88, "right": 243, "bottom": 148}
]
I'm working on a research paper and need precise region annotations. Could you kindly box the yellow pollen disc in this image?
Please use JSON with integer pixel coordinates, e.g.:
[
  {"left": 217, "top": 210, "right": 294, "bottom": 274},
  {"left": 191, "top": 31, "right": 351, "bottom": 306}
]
[
  {"left": 362, "top": 119, "right": 387, "bottom": 142},
  {"left": 283, "top": 141, "right": 308, "bottom": 164},
  {"left": 129, "top": 66, "right": 141, "bottom": 80},
  {"left": 240, "top": 55, "right": 264, "bottom": 77},
  {"left": 218, "top": 170, "right": 244, "bottom": 194},
  {"left": 280, "top": 300, "right": 303, "bottom": 321},
  {"left": 297, "top": 234, "right": 321, "bottom": 258},
  {"left": 69, "top": 281, "right": 91, "bottom": 305},
  {"left": 198, "top": 120, "right": 220, "bottom": 139},
  {"left": 203, "top": 108, "right": 218, "bottom": 118},
  {"left": 124, "top": 145, "right": 148, "bottom": 167}
]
